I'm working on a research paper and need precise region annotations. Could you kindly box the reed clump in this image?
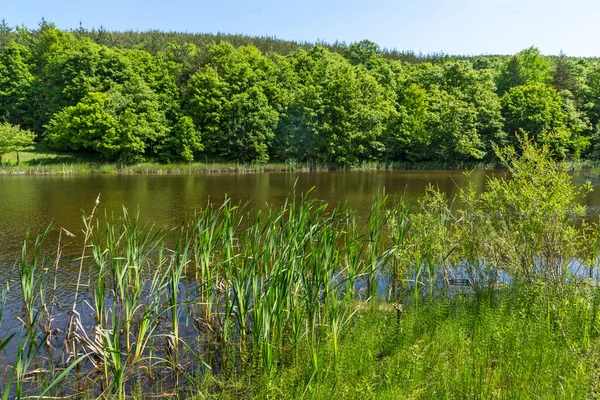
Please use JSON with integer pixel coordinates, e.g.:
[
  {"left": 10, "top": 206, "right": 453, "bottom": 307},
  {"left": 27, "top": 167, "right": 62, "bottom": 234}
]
[{"left": 2, "top": 139, "right": 600, "bottom": 398}]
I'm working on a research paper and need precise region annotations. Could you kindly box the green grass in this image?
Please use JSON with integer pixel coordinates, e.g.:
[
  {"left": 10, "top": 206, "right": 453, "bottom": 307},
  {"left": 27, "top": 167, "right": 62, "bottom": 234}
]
[
  {"left": 0, "top": 146, "right": 505, "bottom": 175},
  {"left": 1, "top": 143, "right": 89, "bottom": 165},
  {"left": 5, "top": 194, "right": 600, "bottom": 399},
  {"left": 2, "top": 142, "right": 600, "bottom": 398},
  {"left": 206, "top": 284, "right": 599, "bottom": 399}
]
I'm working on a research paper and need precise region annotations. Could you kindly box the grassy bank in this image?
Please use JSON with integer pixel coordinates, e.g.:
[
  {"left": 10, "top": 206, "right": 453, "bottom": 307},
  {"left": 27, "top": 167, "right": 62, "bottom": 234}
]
[
  {"left": 1, "top": 141, "right": 600, "bottom": 398},
  {"left": 218, "top": 284, "right": 600, "bottom": 399},
  {"left": 0, "top": 146, "right": 506, "bottom": 175},
  {"left": 4, "top": 145, "right": 599, "bottom": 176}
]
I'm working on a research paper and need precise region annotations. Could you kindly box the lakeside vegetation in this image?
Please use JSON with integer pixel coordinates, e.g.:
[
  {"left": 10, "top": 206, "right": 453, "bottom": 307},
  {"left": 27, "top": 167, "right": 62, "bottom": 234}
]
[
  {"left": 0, "top": 144, "right": 503, "bottom": 175},
  {"left": 2, "top": 140, "right": 600, "bottom": 398},
  {"left": 4, "top": 19, "right": 600, "bottom": 398},
  {"left": 0, "top": 21, "right": 600, "bottom": 168}
]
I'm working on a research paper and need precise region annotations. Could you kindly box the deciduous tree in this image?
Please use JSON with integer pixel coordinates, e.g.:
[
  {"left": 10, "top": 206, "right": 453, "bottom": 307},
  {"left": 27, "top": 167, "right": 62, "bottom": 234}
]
[
  {"left": 0, "top": 122, "right": 35, "bottom": 164},
  {"left": 501, "top": 83, "right": 573, "bottom": 157}
]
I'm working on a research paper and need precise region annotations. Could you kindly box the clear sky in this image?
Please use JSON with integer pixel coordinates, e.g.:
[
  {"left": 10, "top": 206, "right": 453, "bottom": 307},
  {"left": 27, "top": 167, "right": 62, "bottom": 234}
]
[{"left": 1, "top": 0, "right": 599, "bottom": 56}]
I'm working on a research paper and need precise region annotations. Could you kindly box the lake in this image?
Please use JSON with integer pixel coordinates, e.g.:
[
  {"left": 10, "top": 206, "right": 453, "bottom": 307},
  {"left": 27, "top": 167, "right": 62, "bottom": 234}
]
[
  {"left": 0, "top": 170, "right": 490, "bottom": 255},
  {"left": 1, "top": 168, "right": 600, "bottom": 390},
  {"left": 2, "top": 168, "right": 600, "bottom": 257},
  {"left": 1, "top": 168, "right": 598, "bottom": 288}
]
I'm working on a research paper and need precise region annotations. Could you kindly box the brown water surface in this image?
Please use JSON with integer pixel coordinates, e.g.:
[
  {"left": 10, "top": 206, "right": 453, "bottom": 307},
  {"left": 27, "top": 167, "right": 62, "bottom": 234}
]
[
  {"left": 1, "top": 169, "right": 599, "bottom": 302},
  {"left": 1, "top": 168, "right": 600, "bottom": 385},
  {"left": 0, "top": 170, "right": 493, "bottom": 257}
]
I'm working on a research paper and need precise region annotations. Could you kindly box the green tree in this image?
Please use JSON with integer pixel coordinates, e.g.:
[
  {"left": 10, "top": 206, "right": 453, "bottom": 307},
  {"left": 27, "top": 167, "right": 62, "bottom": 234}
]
[
  {"left": 28, "top": 26, "right": 147, "bottom": 134},
  {"left": 385, "top": 83, "right": 430, "bottom": 161},
  {"left": 581, "top": 64, "right": 600, "bottom": 133},
  {"left": 0, "top": 42, "right": 35, "bottom": 126},
  {"left": 185, "top": 42, "right": 283, "bottom": 162},
  {"left": 345, "top": 40, "right": 380, "bottom": 67},
  {"left": 26, "top": 24, "right": 79, "bottom": 132},
  {"left": 0, "top": 20, "right": 13, "bottom": 52},
  {"left": 387, "top": 61, "right": 494, "bottom": 161},
  {"left": 102, "top": 77, "right": 169, "bottom": 161},
  {"left": 0, "top": 122, "right": 35, "bottom": 164},
  {"left": 459, "top": 138, "right": 590, "bottom": 282},
  {"left": 496, "top": 47, "right": 552, "bottom": 95},
  {"left": 277, "top": 46, "right": 394, "bottom": 164},
  {"left": 552, "top": 52, "right": 577, "bottom": 93},
  {"left": 46, "top": 77, "right": 168, "bottom": 162},
  {"left": 434, "top": 61, "right": 505, "bottom": 155},
  {"left": 45, "top": 92, "right": 118, "bottom": 155},
  {"left": 344, "top": 40, "right": 397, "bottom": 91},
  {"left": 121, "top": 48, "right": 181, "bottom": 123},
  {"left": 501, "top": 83, "right": 573, "bottom": 157},
  {"left": 221, "top": 87, "right": 278, "bottom": 162},
  {"left": 427, "top": 86, "right": 485, "bottom": 161},
  {"left": 559, "top": 90, "right": 590, "bottom": 159},
  {"left": 163, "top": 116, "right": 203, "bottom": 162}
]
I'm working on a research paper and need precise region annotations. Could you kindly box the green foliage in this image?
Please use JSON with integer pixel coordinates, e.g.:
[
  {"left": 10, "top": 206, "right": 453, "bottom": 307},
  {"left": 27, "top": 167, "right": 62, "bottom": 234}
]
[
  {"left": 164, "top": 116, "right": 203, "bottom": 162},
  {"left": 45, "top": 92, "right": 117, "bottom": 154},
  {"left": 552, "top": 52, "right": 579, "bottom": 94},
  {"left": 496, "top": 46, "right": 552, "bottom": 94},
  {"left": 0, "top": 122, "right": 35, "bottom": 164},
  {"left": 0, "top": 42, "right": 34, "bottom": 126},
  {"left": 560, "top": 89, "right": 590, "bottom": 159},
  {"left": 458, "top": 138, "right": 590, "bottom": 282},
  {"left": 427, "top": 85, "right": 485, "bottom": 160},
  {"left": 345, "top": 39, "right": 381, "bottom": 67},
  {"left": 344, "top": 40, "right": 397, "bottom": 90},
  {"left": 385, "top": 61, "right": 503, "bottom": 162},
  {"left": 3, "top": 24, "right": 600, "bottom": 164},
  {"left": 122, "top": 48, "right": 181, "bottom": 121},
  {"left": 102, "top": 77, "right": 169, "bottom": 162},
  {"left": 438, "top": 61, "right": 506, "bottom": 153},
  {"left": 385, "top": 83, "right": 431, "bottom": 161},
  {"left": 46, "top": 79, "right": 168, "bottom": 162},
  {"left": 501, "top": 83, "right": 575, "bottom": 157},
  {"left": 277, "top": 46, "right": 394, "bottom": 165},
  {"left": 0, "top": 19, "right": 14, "bottom": 51},
  {"left": 580, "top": 64, "right": 600, "bottom": 157},
  {"left": 185, "top": 42, "right": 281, "bottom": 162}
]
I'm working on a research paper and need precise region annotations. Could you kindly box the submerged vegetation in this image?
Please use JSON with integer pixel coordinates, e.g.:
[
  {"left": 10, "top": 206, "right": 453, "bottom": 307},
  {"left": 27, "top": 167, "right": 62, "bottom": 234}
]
[
  {"left": 1, "top": 140, "right": 600, "bottom": 397},
  {"left": 0, "top": 21, "right": 599, "bottom": 168}
]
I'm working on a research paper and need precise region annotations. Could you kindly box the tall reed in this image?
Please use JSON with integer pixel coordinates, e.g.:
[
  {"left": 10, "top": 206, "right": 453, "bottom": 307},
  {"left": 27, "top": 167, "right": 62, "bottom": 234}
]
[{"left": 4, "top": 141, "right": 596, "bottom": 398}]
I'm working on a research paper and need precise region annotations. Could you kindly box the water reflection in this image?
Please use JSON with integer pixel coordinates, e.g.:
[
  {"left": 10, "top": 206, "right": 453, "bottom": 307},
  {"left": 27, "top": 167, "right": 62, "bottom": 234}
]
[
  {"left": 0, "top": 169, "right": 596, "bottom": 371},
  {"left": 0, "top": 170, "right": 492, "bottom": 258}
]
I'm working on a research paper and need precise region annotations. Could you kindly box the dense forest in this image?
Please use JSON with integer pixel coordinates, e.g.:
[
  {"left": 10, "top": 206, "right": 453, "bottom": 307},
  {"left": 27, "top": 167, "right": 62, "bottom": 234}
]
[{"left": 0, "top": 20, "right": 599, "bottom": 165}]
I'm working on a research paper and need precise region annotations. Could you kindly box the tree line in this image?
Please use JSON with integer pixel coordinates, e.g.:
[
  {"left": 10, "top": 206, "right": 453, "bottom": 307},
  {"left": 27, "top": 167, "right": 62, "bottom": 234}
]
[{"left": 0, "top": 20, "right": 598, "bottom": 165}]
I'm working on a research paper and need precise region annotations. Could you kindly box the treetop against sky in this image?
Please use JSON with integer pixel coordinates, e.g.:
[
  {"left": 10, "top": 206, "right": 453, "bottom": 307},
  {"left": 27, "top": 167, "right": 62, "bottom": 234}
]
[{"left": 1, "top": 0, "right": 600, "bottom": 56}]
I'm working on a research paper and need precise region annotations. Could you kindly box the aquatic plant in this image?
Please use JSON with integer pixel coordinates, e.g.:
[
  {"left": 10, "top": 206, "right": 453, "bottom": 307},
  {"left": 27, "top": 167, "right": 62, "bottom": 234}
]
[{"left": 1, "top": 140, "right": 599, "bottom": 398}]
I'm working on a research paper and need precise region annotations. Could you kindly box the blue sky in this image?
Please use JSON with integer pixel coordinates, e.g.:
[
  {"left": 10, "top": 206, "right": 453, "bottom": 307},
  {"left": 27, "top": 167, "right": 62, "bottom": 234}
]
[{"left": 1, "top": 0, "right": 599, "bottom": 56}]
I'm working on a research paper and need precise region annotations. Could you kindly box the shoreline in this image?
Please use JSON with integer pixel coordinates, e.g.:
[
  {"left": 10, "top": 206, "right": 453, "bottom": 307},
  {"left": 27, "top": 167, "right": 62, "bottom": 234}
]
[
  {"left": 0, "top": 159, "right": 596, "bottom": 176},
  {"left": 0, "top": 160, "right": 506, "bottom": 175}
]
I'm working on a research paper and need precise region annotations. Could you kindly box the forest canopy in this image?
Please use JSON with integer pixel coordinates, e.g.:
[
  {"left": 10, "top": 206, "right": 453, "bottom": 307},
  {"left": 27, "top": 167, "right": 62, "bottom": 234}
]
[{"left": 0, "top": 20, "right": 599, "bottom": 165}]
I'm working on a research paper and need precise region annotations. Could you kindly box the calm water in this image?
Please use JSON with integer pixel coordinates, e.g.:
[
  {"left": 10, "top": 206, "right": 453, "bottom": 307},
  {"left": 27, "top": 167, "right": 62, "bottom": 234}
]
[
  {"left": 2, "top": 168, "right": 600, "bottom": 254},
  {"left": 2, "top": 168, "right": 600, "bottom": 270},
  {"left": 0, "top": 170, "right": 489, "bottom": 257},
  {"left": 0, "top": 170, "right": 486, "bottom": 298},
  {"left": 1, "top": 169, "right": 600, "bottom": 374}
]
